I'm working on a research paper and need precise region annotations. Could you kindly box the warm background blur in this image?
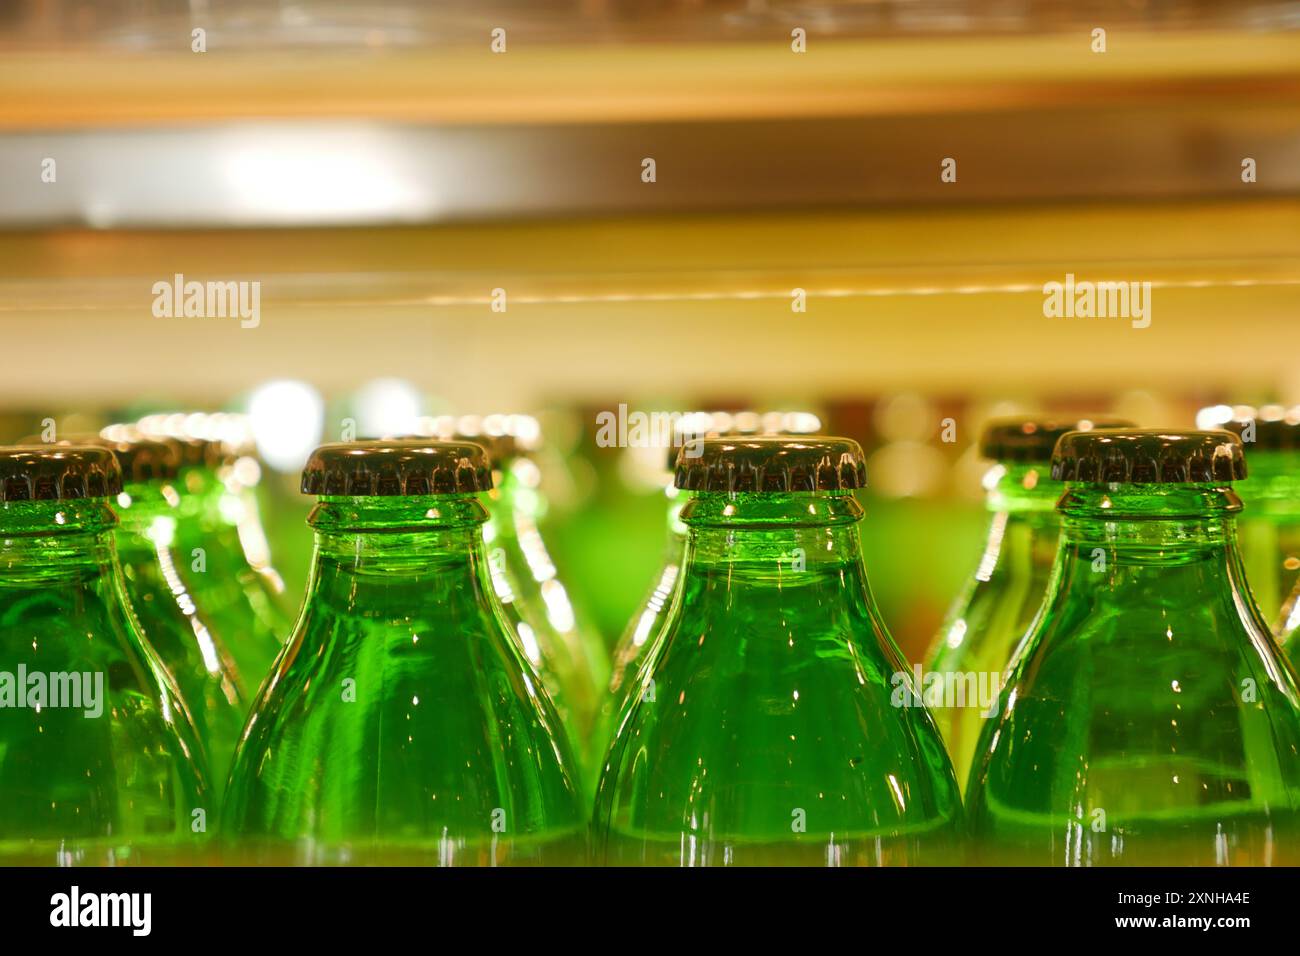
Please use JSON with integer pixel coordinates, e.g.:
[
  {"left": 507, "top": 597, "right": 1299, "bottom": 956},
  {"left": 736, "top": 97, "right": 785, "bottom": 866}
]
[{"left": 1, "top": 1, "right": 1298, "bottom": 659}]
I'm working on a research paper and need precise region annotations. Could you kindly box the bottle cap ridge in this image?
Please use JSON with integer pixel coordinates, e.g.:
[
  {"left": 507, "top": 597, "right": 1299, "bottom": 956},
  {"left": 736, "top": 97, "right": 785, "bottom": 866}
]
[
  {"left": 302, "top": 440, "right": 494, "bottom": 496},
  {"left": 980, "top": 415, "right": 1135, "bottom": 463},
  {"left": 1052, "top": 429, "right": 1246, "bottom": 484},
  {"left": 674, "top": 437, "right": 866, "bottom": 492},
  {"left": 20, "top": 432, "right": 181, "bottom": 484},
  {"left": 1197, "top": 404, "right": 1300, "bottom": 452},
  {"left": 0, "top": 445, "right": 124, "bottom": 502}
]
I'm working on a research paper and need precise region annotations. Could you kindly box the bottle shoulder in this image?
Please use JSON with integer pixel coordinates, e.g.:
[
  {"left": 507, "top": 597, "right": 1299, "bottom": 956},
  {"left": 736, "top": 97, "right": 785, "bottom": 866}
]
[
  {"left": 599, "top": 560, "right": 959, "bottom": 825},
  {"left": 228, "top": 579, "right": 584, "bottom": 835},
  {"left": 972, "top": 573, "right": 1300, "bottom": 808}
]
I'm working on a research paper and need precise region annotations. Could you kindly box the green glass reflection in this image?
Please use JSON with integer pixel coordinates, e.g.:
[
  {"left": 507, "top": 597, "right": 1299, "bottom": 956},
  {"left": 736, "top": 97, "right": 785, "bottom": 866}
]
[
  {"left": 590, "top": 481, "right": 685, "bottom": 780},
  {"left": 483, "top": 457, "right": 605, "bottom": 767},
  {"left": 173, "top": 461, "right": 290, "bottom": 692}
]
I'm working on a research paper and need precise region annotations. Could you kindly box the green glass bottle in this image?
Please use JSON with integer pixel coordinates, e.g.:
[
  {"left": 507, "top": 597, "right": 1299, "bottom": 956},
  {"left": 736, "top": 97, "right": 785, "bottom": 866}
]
[
  {"left": 0, "top": 445, "right": 211, "bottom": 864},
  {"left": 419, "top": 416, "right": 610, "bottom": 737},
  {"left": 926, "top": 416, "right": 1131, "bottom": 792},
  {"left": 967, "top": 429, "right": 1300, "bottom": 865},
  {"left": 223, "top": 441, "right": 586, "bottom": 864},
  {"left": 479, "top": 435, "right": 597, "bottom": 766},
  {"left": 592, "top": 410, "right": 822, "bottom": 777},
  {"left": 31, "top": 430, "right": 249, "bottom": 794},
  {"left": 593, "top": 438, "right": 962, "bottom": 865},
  {"left": 1199, "top": 405, "right": 1300, "bottom": 646},
  {"left": 147, "top": 428, "right": 291, "bottom": 692},
  {"left": 100, "top": 435, "right": 247, "bottom": 792}
]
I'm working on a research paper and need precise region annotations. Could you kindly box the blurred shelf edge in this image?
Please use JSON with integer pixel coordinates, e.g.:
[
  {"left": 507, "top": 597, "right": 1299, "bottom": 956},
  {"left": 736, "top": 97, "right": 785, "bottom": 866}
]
[
  {"left": 1, "top": 200, "right": 1297, "bottom": 293},
  {"left": 1, "top": 23, "right": 1298, "bottom": 227},
  {"left": 2, "top": 99, "right": 1300, "bottom": 227},
  {"left": 6, "top": 0, "right": 1298, "bottom": 54},
  {"left": 4, "top": 30, "right": 1300, "bottom": 129},
  {"left": 1, "top": 200, "right": 1296, "bottom": 406},
  {"left": 3, "top": 282, "right": 1296, "bottom": 408},
  {"left": 1, "top": 5, "right": 1297, "bottom": 405}
]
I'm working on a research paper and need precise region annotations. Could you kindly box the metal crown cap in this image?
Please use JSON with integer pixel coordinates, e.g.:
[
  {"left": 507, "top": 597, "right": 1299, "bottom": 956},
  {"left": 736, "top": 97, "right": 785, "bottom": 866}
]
[
  {"left": 0, "top": 445, "right": 123, "bottom": 502},
  {"left": 1198, "top": 404, "right": 1300, "bottom": 452},
  {"left": 1051, "top": 429, "right": 1246, "bottom": 484},
  {"left": 301, "top": 440, "right": 493, "bottom": 496},
  {"left": 674, "top": 437, "right": 866, "bottom": 493},
  {"left": 980, "top": 415, "right": 1136, "bottom": 463},
  {"left": 20, "top": 432, "right": 181, "bottom": 485}
]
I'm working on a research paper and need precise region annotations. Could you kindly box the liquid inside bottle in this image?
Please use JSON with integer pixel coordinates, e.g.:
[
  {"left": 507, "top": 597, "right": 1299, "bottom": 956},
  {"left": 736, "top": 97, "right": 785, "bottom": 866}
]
[
  {"left": 594, "top": 437, "right": 961, "bottom": 866},
  {"left": 223, "top": 440, "right": 586, "bottom": 865},
  {"left": 967, "top": 429, "right": 1300, "bottom": 865},
  {"left": 0, "top": 446, "right": 211, "bottom": 865}
]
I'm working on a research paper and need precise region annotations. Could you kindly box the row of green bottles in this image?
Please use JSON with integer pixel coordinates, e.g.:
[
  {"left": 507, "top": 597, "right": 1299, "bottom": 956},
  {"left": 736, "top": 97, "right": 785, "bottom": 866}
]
[
  {"left": 219, "top": 435, "right": 962, "bottom": 865},
  {"left": 929, "top": 409, "right": 1300, "bottom": 804},
  {"left": 8, "top": 423, "right": 1300, "bottom": 866},
  {"left": 0, "top": 433, "right": 602, "bottom": 866},
  {"left": 0, "top": 410, "right": 301, "bottom": 864},
  {"left": 0, "top": 446, "right": 211, "bottom": 863},
  {"left": 86, "top": 435, "right": 249, "bottom": 792},
  {"left": 412, "top": 416, "right": 609, "bottom": 786},
  {"left": 24, "top": 432, "right": 253, "bottom": 790},
  {"left": 594, "top": 426, "right": 1300, "bottom": 865},
  {"left": 137, "top": 424, "right": 292, "bottom": 685}
]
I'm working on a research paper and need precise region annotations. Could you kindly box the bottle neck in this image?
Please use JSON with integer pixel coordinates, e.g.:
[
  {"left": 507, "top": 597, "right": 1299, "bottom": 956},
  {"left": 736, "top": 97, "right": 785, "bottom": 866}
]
[
  {"left": 0, "top": 499, "right": 119, "bottom": 580},
  {"left": 112, "top": 481, "right": 181, "bottom": 543},
  {"left": 1042, "top": 483, "right": 1252, "bottom": 622},
  {"left": 1057, "top": 483, "right": 1241, "bottom": 547},
  {"left": 983, "top": 462, "right": 1062, "bottom": 519},
  {"left": 310, "top": 494, "right": 487, "bottom": 538},
  {"left": 680, "top": 491, "right": 865, "bottom": 568},
  {"left": 673, "top": 491, "right": 903, "bottom": 676},
  {"left": 306, "top": 495, "right": 490, "bottom": 583},
  {"left": 298, "top": 497, "right": 501, "bottom": 661},
  {"left": 483, "top": 459, "right": 564, "bottom": 589},
  {"left": 1029, "top": 483, "right": 1270, "bottom": 667}
]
